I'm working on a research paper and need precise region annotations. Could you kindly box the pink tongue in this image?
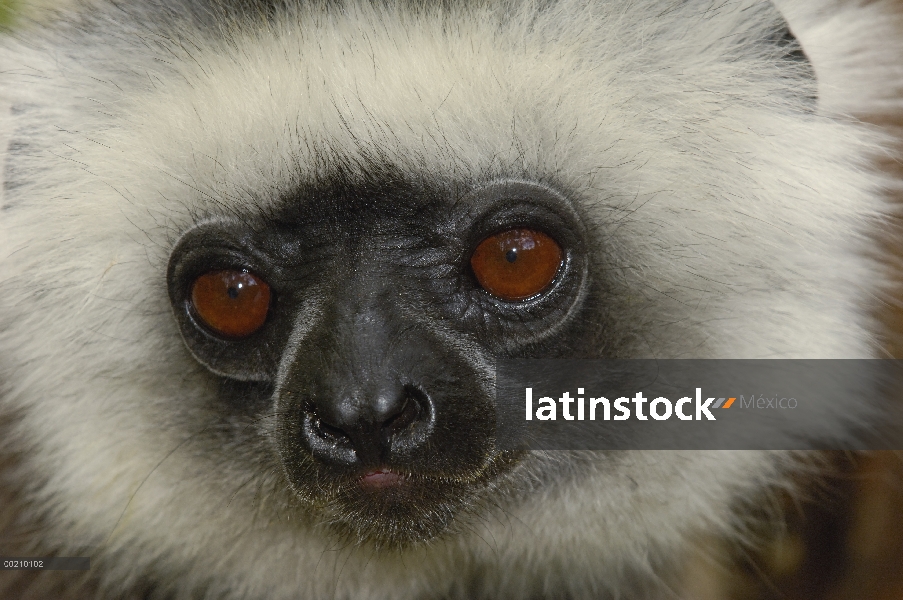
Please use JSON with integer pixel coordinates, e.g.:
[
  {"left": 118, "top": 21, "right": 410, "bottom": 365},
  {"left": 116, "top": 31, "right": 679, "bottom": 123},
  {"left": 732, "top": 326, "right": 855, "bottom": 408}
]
[{"left": 360, "top": 469, "right": 402, "bottom": 488}]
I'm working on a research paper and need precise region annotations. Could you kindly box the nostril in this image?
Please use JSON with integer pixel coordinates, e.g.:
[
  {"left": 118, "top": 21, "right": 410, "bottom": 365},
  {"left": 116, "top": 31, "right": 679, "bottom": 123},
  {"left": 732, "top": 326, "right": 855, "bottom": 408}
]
[
  {"left": 383, "top": 394, "right": 421, "bottom": 433},
  {"left": 302, "top": 408, "right": 357, "bottom": 466},
  {"left": 313, "top": 416, "right": 350, "bottom": 442},
  {"left": 301, "top": 386, "right": 434, "bottom": 466},
  {"left": 382, "top": 385, "right": 433, "bottom": 446}
]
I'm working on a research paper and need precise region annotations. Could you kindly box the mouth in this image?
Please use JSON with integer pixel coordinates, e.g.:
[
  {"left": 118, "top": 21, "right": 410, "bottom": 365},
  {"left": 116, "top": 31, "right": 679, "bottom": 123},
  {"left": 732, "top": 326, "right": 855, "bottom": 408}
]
[
  {"left": 359, "top": 468, "right": 405, "bottom": 489},
  {"left": 293, "top": 453, "right": 522, "bottom": 549}
]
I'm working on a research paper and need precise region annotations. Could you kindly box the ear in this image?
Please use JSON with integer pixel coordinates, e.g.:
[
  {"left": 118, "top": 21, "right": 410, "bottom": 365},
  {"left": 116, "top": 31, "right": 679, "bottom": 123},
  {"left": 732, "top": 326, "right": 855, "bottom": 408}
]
[
  {"left": 769, "top": 16, "right": 818, "bottom": 106},
  {"left": 774, "top": 0, "right": 903, "bottom": 115}
]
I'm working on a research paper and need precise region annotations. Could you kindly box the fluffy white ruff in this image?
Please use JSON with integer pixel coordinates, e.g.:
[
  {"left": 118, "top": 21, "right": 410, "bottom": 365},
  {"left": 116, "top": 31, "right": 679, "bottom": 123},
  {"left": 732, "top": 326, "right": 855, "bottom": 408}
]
[{"left": 0, "top": 0, "right": 896, "bottom": 598}]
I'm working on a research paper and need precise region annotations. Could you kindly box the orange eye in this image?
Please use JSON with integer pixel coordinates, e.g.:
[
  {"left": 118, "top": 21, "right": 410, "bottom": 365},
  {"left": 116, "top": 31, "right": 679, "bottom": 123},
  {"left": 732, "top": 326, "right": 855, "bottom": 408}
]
[
  {"left": 190, "top": 270, "right": 271, "bottom": 338},
  {"left": 470, "top": 228, "right": 563, "bottom": 301}
]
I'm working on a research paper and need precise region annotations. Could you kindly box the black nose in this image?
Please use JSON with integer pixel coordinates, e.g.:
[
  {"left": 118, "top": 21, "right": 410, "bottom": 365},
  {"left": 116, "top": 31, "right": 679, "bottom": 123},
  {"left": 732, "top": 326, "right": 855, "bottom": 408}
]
[{"left": 301, "top": 384, "right": 434, "bottom": 466}]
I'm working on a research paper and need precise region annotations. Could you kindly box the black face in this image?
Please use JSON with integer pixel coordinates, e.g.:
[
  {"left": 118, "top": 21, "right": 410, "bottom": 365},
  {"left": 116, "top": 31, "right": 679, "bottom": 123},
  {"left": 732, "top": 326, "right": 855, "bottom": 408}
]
[{"left": 167, "top": 177, "right": 614, "bottom": 547}]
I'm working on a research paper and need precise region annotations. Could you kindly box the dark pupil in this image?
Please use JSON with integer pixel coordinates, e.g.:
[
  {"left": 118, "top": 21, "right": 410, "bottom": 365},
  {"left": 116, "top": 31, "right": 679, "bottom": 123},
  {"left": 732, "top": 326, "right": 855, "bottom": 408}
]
[
  {"left": 505, "top": 249, "right": 518, "bottom": 263},
  {"left": 227, "top": 286, "right": 240, "bottom": 299}
]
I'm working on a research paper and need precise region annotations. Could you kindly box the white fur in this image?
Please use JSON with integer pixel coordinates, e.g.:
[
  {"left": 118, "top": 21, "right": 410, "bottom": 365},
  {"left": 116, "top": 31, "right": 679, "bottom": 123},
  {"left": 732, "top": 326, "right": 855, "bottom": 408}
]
[{"left": 0, "top": 1, "right": 897, "bottom": 598}]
